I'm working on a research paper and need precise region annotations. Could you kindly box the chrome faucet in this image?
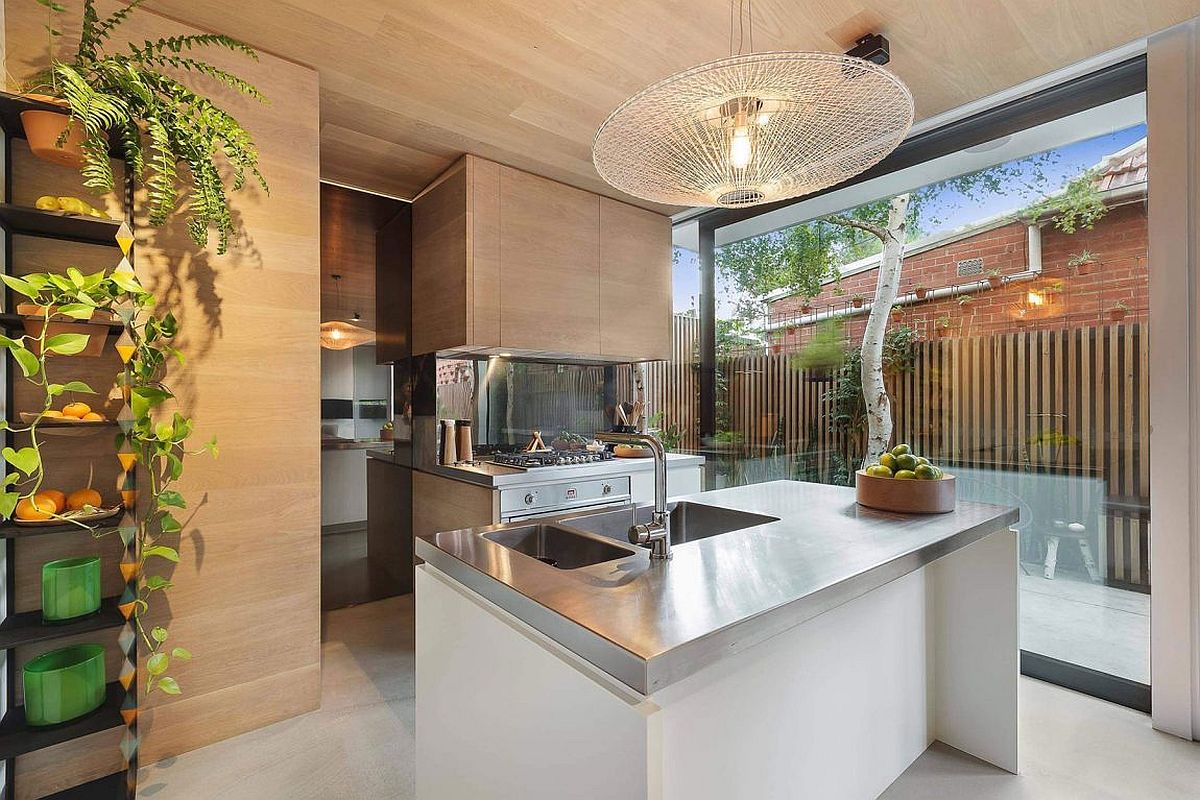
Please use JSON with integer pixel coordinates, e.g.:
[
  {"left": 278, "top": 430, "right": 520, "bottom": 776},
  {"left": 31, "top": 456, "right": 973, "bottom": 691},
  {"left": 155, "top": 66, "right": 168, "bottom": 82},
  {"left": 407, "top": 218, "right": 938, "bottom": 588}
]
[{"left": 594, "top": 431, "right": 671, "bottom": 560}]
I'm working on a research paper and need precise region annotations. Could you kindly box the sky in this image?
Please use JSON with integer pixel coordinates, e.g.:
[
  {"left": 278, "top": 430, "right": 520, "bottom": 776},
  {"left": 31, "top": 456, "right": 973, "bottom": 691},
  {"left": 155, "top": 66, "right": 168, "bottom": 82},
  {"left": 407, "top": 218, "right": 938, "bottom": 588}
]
[{"left": 672, "top": 122, "right": 1147, "bottom": 319}]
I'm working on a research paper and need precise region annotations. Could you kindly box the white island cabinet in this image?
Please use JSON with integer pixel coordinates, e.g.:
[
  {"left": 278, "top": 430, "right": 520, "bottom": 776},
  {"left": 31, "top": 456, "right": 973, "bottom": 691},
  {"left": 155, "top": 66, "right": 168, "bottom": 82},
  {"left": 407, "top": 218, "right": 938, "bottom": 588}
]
[{"left": 416, "top": 480, "right": 1019, "bottom": 800}]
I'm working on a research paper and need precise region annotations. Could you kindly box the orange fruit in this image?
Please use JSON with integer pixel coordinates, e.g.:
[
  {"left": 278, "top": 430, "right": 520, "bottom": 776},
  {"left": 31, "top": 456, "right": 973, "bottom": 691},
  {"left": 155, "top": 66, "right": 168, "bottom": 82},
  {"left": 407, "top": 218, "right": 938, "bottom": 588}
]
[
  {"left": 62, "top": 402, "right": 91, "bottom": 419},
  {"left": 15, "top": 493, "right": 57, "bottom": 520},
  {"left": 41, "top": 489, "right": 67, "bottom": 513},
  {"left": 67, "top": 488, "right": 103, "bottom": 511},
  {"left": 81, "top": 412, "right": 104, "bottom": 421}
]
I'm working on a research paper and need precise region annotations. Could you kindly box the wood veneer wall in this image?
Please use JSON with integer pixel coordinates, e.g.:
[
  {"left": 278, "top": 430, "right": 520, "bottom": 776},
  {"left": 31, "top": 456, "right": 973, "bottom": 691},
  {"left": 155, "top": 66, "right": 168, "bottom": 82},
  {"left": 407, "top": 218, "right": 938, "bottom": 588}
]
[{"left": 4, "top": 1, "right": 321, "bottom": 794}]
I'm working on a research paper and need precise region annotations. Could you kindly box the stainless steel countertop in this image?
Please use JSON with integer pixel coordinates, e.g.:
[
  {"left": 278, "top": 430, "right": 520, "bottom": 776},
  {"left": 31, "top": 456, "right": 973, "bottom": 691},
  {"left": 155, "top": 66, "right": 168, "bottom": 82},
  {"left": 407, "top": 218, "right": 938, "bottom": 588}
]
[
  {"left": 417, "top": 451, "right": 705, "bottom": 488},
  {"left": 415, "top": 480, "right": 1018, "bottom": 694}
]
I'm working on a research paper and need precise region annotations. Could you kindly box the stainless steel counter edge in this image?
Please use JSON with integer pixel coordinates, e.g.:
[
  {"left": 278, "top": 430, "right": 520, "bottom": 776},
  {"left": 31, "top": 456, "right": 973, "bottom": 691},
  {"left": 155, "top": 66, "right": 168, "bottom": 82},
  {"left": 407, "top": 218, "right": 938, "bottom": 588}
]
[
  {"left": 417, "top": 452, "right": 705, "bottom": 488},
  {"left": 416, "top": 481, "right": 1018, "bottom": 695}
]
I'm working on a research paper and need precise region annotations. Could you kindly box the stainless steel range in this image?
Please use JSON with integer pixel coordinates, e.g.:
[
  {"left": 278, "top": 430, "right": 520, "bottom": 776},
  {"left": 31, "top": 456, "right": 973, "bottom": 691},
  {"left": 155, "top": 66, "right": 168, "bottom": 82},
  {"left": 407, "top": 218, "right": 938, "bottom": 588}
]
[{"left": 492, "top": 449, "right": 615, "bottom": 469}]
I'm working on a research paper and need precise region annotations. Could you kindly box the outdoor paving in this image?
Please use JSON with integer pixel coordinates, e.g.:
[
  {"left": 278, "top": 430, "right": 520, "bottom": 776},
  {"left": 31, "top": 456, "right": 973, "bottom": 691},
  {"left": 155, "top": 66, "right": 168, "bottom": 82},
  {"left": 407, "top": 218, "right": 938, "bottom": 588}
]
[{"left": 1019, "top": 570, "right": 1149, "bottom": 684}]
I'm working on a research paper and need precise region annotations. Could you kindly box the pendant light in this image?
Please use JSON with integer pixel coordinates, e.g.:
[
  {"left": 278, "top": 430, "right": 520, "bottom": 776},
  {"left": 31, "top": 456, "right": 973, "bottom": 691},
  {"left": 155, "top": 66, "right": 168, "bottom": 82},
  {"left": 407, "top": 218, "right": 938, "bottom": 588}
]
[
  {"left": 592, "top": 1, "right": 914, "bottom": 208},
  {"left": 320, "top": 274, "right": 374, "bottom": 350}
]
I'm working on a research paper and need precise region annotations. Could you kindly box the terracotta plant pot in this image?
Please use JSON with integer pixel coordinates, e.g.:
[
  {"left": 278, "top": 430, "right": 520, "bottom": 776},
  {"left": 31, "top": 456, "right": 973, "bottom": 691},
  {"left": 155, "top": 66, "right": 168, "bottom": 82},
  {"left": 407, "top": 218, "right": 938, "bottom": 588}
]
[
  {"left": 20, "top": 109, "right": 88, "bottom": 169},
  {"left": 851, "top": 298, "right": 864, "bottom": 308},
  {"left": 799, "top": 304, "right": 812, "bottom": 315},
  {"left": 17, "top": 304, "right": 114, "bottom": 358},
  {"left": 914, "top": 288, "right": 928, "bottom": 300},
  {"left": 936, "top": 326, "right": 951, "bottom": 338},
  {"left": 987, "top": 276, "right": 1003, "bottom": 289},
  {"left": 1075, "top": 262, "right": 1095, "bottom": 276},
  {"left": 1110, "top": 308, "right": 1127, "bottom": 322}
]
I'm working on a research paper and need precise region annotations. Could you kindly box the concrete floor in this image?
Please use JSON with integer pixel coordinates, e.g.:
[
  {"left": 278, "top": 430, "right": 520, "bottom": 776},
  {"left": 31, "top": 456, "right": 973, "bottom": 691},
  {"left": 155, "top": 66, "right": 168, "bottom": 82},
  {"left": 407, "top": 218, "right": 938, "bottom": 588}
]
[
  {"left": 141, "top": 595, "right": 1197, "bottom": 800},
  {"left": 1019, "top": 572, "right": 1150, "bottom": 684}
]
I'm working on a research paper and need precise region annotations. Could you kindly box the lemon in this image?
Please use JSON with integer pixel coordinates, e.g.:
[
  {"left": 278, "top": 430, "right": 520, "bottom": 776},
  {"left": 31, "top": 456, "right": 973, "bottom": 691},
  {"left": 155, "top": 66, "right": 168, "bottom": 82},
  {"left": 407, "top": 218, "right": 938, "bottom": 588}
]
[
  {"left": 916, "top": 456, "right": 929, "bottom": 466},
  {"left": 879, "top": 453, "right": 897, "bottom": 471},
  {"left": 865, "top": 464, "right": 892, "bottom": 478},
  {"left": 891, "top": 443, "right": 911, "bottom": 456},
  {"left": 895, "top": 454, "right": 918, "bottom": 472},
  {"left": 35, "top": 195, "right": 59, "bottom": 211},
  {"left": 894, "top": 469, "right": 917, "bottom": 480},
  {"left": 914, "top": 464, "right": 937, "bottom": 480}
]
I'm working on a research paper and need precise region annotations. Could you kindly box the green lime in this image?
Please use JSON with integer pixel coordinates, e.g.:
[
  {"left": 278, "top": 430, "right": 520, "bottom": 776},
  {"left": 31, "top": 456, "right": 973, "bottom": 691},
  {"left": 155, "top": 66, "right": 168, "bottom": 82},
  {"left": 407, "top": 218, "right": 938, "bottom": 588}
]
[
  {"left": 916, "top": 456, "right": 929, "bottom": 465},
  {"left": 891, "top": 443, "right": 911, "bottom": 456},
  {"left": 895, "top": 454, "right": 918, "bottom": 471},
  {"left": 931, "top": 466, "right": 944, "bottom": 479},
  {"left": 879, "top": 453, "right": 897, "bottom": 471},
  {"left": 865, "top": 464, "right": 893, "bottom": 478},
  {"left": 914, "top": 464, "right": 937, "bottom": 480},
  {"left": 894, "top": 469, "right": 917, "bottom": 480}
]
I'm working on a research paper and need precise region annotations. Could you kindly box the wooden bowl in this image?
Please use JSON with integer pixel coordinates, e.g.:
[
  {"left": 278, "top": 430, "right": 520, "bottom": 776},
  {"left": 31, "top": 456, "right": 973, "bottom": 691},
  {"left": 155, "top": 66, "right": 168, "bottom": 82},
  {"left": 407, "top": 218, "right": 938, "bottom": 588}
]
[
  {"left": 855, "top": 470, "right": 956, "bottom": 514},
  {"left": 613, "top": 444, "right": 653, "bottom": 458}
]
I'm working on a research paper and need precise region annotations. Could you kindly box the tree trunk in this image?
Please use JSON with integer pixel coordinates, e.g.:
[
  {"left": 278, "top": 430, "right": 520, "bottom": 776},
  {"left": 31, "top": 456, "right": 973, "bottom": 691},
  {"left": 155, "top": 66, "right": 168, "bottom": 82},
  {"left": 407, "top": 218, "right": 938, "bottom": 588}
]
[{"left": 860, "top": 193, "right": 910, "bottom": 469}]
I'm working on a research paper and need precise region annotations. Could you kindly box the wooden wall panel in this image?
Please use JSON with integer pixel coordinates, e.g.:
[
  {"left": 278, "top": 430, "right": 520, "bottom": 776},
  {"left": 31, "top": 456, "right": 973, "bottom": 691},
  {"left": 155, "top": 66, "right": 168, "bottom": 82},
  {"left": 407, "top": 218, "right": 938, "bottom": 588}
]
[{"left": 4, "top": 1, "right": 322, "bottom": 790}]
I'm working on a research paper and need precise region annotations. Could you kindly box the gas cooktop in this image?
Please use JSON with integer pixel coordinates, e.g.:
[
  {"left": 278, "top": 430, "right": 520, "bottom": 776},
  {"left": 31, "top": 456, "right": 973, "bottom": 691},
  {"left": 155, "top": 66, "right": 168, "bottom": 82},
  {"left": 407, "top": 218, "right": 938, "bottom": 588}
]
[{"left": 491, "top": 449, "right": 614, "bottom": 469}]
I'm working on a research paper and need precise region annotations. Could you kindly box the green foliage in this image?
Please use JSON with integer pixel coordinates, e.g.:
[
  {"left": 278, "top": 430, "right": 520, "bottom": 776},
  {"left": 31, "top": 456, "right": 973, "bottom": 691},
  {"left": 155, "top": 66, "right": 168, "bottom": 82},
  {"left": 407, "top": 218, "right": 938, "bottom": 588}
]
[
  {"left": 27, "top": 0, "right": 268, "bottom": 253},
  {"left": 1021, "top": 170, "right": 1107, "bottom": 234},
  {"left": 1, "top": 262, "right": 215, "bottom": 698},
  {"left": 827, "top": 325, "right": 920, "bottom": 442},
  {"left": 648, "top": 411, "right": 683, "bottom": 452},
  {"left": 793, "top": 319, "right": 847, "bottom": 372}
]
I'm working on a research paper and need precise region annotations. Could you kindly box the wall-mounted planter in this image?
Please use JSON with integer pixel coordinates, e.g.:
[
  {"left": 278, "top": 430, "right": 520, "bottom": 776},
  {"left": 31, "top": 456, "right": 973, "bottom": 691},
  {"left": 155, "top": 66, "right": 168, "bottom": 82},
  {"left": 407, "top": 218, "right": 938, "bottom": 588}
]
[
  {"left": 42, "top": 556, "right": 101, "bottom": 622},
  {"left": 22, "top": 643, "right": 106, "bottom": 726},
  {"left": 20, "top": 108, "right": 88, "bottom": 169},
  {"left": 16, "top": 304, "right": 113, "bottom": 358}
]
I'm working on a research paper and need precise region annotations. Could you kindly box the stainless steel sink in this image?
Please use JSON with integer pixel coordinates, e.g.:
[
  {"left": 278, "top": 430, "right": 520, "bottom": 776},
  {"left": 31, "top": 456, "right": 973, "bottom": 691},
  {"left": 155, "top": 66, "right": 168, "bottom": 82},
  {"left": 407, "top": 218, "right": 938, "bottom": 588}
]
[
  {"left": 482, "top": 523, "right": 638, "bottom": 569},
  {"left": 562, "top": 501, "right": 779, "bottom": 546}
]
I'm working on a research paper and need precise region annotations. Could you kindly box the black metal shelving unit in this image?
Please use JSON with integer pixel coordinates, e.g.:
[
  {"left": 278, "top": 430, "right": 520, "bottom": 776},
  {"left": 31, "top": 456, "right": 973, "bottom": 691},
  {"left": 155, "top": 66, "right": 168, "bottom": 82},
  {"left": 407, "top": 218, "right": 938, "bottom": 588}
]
[{"left": 0, "top": 89, "right": 134, "bottom": 800}]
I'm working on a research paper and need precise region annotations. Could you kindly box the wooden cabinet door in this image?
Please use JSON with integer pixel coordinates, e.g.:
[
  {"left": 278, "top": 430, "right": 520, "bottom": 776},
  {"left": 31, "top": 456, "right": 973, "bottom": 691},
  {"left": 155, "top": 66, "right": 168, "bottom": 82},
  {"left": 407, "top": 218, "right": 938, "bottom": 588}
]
[
  {"left": 412, "top": 161, "right": 468, "bottom": 355},
  {"left": 499, "top": 166, "right": 600, "bottom": 354},
  {"left": 599, "top": 198, "right": 671, "bottom": 361}
]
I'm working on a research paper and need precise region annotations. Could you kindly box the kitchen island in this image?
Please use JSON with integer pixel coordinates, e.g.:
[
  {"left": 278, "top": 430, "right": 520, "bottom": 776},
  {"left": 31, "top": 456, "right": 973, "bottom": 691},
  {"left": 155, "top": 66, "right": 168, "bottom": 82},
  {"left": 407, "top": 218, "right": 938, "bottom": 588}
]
[{"left": 415, "top": 480, "right": 1019, "bottom": 800}]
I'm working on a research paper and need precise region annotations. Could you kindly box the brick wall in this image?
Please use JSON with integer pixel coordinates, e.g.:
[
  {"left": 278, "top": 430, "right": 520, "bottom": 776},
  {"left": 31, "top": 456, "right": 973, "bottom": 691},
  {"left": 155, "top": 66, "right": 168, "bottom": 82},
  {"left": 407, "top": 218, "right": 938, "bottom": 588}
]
[{"left": 766, "top": 200, "right": 1148, "bottom": 351}]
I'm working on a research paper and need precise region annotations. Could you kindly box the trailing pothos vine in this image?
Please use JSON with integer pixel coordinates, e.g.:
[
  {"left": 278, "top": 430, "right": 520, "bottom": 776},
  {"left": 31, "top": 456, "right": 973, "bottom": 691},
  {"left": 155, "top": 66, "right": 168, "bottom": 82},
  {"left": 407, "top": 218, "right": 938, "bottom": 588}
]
[{"left": 0, "top": 265, "right": 216, "bottom": 695}]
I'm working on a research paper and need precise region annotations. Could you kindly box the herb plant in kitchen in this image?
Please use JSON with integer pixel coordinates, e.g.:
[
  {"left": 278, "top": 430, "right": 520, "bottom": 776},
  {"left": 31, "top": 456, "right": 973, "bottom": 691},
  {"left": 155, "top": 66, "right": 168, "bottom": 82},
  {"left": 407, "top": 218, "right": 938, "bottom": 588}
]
[{"left": 22, "top": 0, "right": 269, "bottom": 253}]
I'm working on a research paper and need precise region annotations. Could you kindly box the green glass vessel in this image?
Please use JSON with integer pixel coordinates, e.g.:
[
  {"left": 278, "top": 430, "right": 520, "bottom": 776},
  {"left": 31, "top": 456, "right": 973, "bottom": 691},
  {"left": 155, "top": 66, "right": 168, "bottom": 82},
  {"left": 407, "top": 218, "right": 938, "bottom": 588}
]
[
  {"left": 41, "top": 556, "right": 101, "bottom": 622},
  {"left": 22, "top": 643, "right": 106, "bottom": 726}
]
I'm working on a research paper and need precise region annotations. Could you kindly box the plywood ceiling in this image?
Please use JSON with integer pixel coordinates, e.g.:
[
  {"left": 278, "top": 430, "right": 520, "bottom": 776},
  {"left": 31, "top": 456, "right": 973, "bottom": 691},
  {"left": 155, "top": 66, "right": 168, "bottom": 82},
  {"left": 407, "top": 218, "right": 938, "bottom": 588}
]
[{"left": 146, "top": 1, "right": 1200, "bottom": 209}]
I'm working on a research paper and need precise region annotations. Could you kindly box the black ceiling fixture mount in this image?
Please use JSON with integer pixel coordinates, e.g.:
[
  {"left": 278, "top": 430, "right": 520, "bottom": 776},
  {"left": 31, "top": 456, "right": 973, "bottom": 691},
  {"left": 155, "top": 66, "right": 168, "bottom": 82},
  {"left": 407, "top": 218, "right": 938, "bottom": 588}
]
[{"left": 846, "top": 33, "right": 890, "bottom": 65}]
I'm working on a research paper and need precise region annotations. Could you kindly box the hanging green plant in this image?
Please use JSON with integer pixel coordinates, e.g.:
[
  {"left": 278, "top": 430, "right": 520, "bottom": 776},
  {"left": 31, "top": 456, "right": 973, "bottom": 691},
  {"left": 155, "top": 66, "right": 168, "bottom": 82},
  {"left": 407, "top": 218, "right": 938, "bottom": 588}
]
[
  {"left": 23, "top": 0, "right": 268, "bottom": 253},
  {"left": 0, "top": 262, "right": 216, "bottom": 695}
]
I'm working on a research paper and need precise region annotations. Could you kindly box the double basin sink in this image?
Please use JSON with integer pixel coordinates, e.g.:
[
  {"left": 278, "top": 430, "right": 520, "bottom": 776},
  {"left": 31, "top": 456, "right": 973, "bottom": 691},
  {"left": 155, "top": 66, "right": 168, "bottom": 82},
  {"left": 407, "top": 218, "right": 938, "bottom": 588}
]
[{"left": 482, "top": 501, "right": 779, "bottom": 570}]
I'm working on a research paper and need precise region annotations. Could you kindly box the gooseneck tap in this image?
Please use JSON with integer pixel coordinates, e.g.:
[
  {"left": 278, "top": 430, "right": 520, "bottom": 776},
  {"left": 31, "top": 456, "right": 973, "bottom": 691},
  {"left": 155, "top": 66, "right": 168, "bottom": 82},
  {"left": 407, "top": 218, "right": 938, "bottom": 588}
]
[{"left": 594, "top": 431, "right": 671, "bottom": 560}]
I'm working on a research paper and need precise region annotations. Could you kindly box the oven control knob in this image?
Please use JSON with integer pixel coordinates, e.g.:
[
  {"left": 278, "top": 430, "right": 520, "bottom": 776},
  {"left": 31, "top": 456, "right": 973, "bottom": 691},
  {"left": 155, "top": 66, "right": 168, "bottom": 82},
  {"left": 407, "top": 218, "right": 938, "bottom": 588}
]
[
  {"left": 602, "top": 483, "right": 612, "bottom": 495},
  {"left": 524, "top": 493, "right": 535, "bottom": 506}
]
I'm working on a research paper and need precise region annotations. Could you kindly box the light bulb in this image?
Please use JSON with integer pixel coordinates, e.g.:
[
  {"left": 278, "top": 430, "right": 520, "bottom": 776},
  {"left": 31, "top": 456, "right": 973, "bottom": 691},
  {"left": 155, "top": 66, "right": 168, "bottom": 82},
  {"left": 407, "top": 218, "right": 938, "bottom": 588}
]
[
  {"left": 331, "top": 328, "right": 343, "bottom": 340},
  {"left": 1026, "top": 290, "right": 1044, "bottom": 307},
  {"left": 729, "top": 127, "right": 752, "bottom": 169}
]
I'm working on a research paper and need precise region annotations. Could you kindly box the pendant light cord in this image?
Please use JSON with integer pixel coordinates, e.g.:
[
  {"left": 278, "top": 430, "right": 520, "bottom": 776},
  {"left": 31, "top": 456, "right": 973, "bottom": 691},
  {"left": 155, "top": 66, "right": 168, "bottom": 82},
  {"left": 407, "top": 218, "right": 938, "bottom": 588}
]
[{"left": 729, "top": 0, "right": 754, "bottom": 56}]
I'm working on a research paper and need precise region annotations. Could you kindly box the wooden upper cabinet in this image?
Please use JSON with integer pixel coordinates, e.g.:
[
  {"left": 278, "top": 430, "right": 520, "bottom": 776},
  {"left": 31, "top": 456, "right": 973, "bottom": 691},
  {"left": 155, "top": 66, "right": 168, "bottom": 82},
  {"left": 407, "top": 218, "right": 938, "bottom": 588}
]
[
  {"left": 411, "top": 155, "right": 670, "bottom": 360},
  {"left": 599, "top": 198, "right": 671, "bottom": 361},
  {"left": 498, "top": 166, "right": 600, "bottom": 354},
  {"left": 411, "top": 156, "right": 500, "bottom": 355}
]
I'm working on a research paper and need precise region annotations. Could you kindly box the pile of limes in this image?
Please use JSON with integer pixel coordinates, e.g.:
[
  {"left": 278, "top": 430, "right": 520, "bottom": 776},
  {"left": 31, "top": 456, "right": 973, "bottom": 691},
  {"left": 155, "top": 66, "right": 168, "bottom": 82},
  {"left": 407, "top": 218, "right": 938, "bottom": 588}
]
[{"left": 864, "top": 444, "right": 945, "bottom": 480}]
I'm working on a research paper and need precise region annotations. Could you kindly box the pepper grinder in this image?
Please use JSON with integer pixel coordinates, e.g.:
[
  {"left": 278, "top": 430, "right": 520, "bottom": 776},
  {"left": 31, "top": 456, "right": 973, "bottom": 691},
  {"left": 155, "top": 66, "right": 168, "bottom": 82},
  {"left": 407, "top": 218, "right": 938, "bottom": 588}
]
[
  {"left": 439, "top": 419, "right": 457, "bottom": 465},
  {"left": 455, "top": 419, "right": 473, "bottom": 464}
]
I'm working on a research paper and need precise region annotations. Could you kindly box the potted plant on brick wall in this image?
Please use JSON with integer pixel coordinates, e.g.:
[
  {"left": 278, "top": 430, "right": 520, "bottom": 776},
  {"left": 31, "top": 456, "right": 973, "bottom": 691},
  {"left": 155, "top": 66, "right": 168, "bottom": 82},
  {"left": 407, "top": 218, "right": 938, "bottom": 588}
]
[
  {"left": 799, "top": 296, "right": 814, "bottom": 315},
  {"left": 934, "top": 315, "right": 952, "bottom": 338},
  {"left": 1109, "top": 300, "right": 1128, "bottom": 323},
  {"left": 986, "top": 269, "right": 1004, "bottom": 289},
  {"left": 913, "top": 284, "right": 928, "bottom": 300},
  {"left": 18, "top": 0, "right": 269, "bottom": 253},
  {"left": 851, "top": 293, "right": 865, "bottom": 309},
  {"left": 1067, "top": 250, "right": 1098, "bottom": 276}
]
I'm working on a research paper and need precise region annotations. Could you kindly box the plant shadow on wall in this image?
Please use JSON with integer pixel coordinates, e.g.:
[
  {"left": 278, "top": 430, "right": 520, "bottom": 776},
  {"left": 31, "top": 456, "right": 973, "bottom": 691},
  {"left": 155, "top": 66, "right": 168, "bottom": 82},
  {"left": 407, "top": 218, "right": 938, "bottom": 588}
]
[{"left": 6, "top": 0, "right": 271, "bottom": 699}]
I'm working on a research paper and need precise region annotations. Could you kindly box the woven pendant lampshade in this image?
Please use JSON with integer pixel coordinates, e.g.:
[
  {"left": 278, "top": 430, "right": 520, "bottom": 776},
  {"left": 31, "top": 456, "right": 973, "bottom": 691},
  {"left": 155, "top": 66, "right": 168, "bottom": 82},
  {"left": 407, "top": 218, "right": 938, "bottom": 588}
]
[
  {"left": 320, "top": 320, "right": 374, "bottom": 350},
  {"left": 320, "top": 273, "right": 375, "bottom": 350},
  {"left": 592, "top": 50, "right": 914, "bottom": 208}
]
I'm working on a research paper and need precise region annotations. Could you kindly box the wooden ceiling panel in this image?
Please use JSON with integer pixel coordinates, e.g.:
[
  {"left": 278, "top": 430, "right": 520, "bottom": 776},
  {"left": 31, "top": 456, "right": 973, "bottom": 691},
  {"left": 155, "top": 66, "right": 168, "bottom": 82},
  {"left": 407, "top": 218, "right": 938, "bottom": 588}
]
[{"left": 139, "top": 1, "right": 1200, "bottom": 205}]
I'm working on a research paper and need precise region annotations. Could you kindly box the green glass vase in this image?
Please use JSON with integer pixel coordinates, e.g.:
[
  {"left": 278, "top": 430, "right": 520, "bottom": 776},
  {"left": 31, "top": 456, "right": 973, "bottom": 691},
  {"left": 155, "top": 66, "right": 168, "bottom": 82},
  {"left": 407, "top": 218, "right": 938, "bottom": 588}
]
[
  {"left": 22, "top": 643, "right": 106, "bottom": 726},
  {"left": 41, "top": 556, "right": 101, "bottom": 623}
]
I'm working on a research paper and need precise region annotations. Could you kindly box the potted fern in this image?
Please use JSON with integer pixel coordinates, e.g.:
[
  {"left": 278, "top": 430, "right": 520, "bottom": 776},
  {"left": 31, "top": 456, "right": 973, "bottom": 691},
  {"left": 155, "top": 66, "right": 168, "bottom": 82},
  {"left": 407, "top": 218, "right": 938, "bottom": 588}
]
[{"left": 18, "top": 0, "right": 268, "bottom": 253}]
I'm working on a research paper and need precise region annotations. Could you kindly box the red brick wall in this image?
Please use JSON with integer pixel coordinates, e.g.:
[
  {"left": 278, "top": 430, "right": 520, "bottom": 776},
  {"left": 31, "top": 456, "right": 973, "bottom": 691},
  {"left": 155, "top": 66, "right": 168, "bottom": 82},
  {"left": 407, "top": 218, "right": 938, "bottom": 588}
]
[{"left": 766, "top": 201, "right": 1148, "bottom": 351}]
